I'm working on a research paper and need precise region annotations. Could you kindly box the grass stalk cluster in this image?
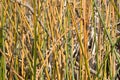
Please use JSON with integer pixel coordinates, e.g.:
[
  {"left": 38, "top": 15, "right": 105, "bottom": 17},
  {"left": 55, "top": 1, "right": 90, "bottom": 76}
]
[{"left": 0, "top": 0, "right": 120, "bottom": 80}]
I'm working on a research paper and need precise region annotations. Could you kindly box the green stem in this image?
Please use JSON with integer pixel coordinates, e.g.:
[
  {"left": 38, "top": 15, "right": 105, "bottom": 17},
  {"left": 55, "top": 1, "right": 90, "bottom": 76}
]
[{"left": 33, "top": 0, "right": 37, "bottom": 80}]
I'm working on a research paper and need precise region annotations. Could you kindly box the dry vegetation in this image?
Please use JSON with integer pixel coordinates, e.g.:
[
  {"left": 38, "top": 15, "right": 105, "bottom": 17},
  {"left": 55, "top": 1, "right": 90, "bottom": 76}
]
[{"left": 0, "top": 0, "right": 120, "bottom": 80}]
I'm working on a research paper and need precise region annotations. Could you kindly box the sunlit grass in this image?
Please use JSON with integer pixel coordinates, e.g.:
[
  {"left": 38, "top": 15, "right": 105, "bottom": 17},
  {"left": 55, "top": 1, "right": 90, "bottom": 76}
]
[{"left": 0, "top": 0, "right": 120, "bottom": 80}]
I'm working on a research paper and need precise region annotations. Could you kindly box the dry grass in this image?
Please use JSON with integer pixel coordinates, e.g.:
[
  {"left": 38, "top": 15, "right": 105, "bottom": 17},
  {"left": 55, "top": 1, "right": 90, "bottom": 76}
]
[{"left": 0, "top": 0, "right": 120, "bottom": 80}]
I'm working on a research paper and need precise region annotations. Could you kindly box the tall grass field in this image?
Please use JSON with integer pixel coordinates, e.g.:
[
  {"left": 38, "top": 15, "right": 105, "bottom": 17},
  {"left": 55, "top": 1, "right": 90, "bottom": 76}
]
[{"left": 0, "top": 0, "right": 120, "bottom": 80}]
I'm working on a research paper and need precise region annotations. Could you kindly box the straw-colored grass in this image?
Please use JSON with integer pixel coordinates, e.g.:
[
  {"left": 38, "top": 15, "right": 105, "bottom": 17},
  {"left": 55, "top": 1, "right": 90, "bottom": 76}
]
[{"left": 0, "top": 0, "right": 120, "bottom": 80}]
